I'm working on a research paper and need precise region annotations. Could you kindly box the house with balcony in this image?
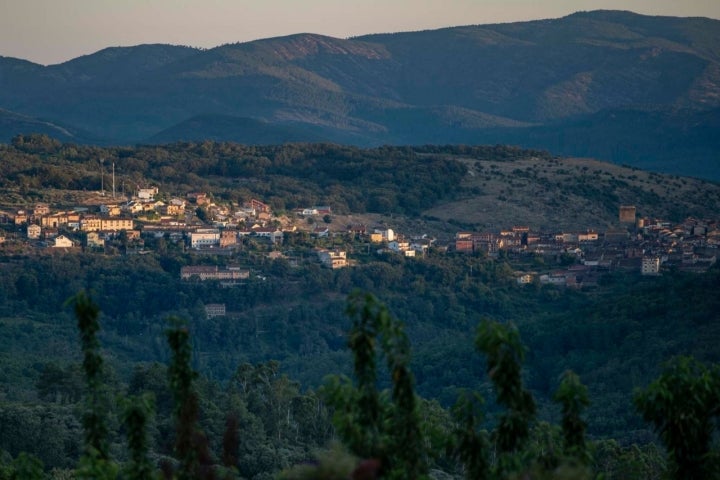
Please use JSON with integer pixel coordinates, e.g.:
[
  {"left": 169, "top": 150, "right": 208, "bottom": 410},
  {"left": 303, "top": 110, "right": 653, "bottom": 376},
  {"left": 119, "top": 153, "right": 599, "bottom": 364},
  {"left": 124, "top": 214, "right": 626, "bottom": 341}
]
[
  {"left": 317, "top": 249, "right": 347, "bottom": 269},
  {"left": 80, "top": 216, "right": 103, "bottom": 232}
]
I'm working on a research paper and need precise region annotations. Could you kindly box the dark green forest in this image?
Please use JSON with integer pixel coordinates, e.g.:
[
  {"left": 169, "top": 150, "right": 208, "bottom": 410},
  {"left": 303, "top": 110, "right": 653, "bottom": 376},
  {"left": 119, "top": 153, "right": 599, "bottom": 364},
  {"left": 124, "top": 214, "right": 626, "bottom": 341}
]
[
  {"left": 1, "top": 246, "right": 719, "bottom": 478},
  {"left": 5, "top": 135, "right": 496, "bottom": 215},
  {"left": 1, "top": 284, "right": 718, "bottom": 479}
]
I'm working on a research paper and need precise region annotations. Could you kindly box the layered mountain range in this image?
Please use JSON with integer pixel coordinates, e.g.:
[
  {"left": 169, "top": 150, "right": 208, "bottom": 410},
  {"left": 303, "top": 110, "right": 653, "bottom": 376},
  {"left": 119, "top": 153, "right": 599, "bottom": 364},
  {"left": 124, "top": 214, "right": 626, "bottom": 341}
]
[{"left": 1, "top": 10, "right": 719, "bottom": 178}]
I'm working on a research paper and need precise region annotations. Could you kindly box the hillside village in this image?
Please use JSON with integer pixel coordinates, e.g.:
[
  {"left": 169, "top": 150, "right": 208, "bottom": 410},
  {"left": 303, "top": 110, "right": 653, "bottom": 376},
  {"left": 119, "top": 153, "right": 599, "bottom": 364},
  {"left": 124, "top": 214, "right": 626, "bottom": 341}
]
[{"left": 0, "top": 185, "right": 718, "bottom": 290}]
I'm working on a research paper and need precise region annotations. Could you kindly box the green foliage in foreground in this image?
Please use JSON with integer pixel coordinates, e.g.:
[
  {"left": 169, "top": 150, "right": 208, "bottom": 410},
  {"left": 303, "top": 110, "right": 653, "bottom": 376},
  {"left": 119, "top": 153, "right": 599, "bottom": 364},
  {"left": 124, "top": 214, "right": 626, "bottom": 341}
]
[
  {"left": 634, "top": 357, "right": 720, "bottom": 480},
  {"left": 322, "top": 292, "right": 426, "bottom": 479},
  {"left": 0, "top": 291, "right": 719, "bottom": 479},
  {"left": 554, "top": 371, "right": 590, "bottom": 465},
  {"left": 119, "top": 394, "right": 156, "bottom": 480},
  {"left": 70, "top": 291, "right": 119, "bottom": 480},
  {"left": 166, "top": 317, "right": 214, "bottom": 479},
  {"left": 289, "top": 294, "right": 718, "bottom": 480}
]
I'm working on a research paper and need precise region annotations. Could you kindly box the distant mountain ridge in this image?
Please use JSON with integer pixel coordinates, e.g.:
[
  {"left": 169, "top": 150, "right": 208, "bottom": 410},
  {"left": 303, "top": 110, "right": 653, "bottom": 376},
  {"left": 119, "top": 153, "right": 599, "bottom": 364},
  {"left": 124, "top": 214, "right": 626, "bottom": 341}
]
[{"left": 1, "top": 10, "right": 719, "bottom": 179}]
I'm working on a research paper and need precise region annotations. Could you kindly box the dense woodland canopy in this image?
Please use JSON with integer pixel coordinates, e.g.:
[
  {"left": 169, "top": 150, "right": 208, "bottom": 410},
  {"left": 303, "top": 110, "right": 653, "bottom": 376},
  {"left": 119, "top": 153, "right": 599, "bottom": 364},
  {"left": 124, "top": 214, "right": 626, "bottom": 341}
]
[
  {"left": 0, "top": 287, "right": 718, "bottom": 479},
  {"left": 4, "top": 135, "right": 492, "bottom": 215}
]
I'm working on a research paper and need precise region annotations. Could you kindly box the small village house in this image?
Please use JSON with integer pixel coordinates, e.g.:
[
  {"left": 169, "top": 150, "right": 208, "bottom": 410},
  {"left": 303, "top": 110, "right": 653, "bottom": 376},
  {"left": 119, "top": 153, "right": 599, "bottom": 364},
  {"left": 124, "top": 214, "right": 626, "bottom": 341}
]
[
  {"left": 100, "top": 204, "right": 122, "bottom": 216},
  {"left": 317, "top": 249, "right": 347, "bottom": 269},
  {"left": 33, "top": 203, "right": 50, "bottom": 216},
  {"left": 14, "top": 210, "right": 28, "bottom": 225},
  {"left": 86, "top": 231, "right": 105, "bottom": 248},
  {"left": 137, "top": 187, "right": 159, "bottom": 202},
  {"left": 53, "top": 235, "right": 74, "bottom": 248},
  {"left": 27, "top": 224, "right": 41, "bottom": 240},
  {"left": 220, "top": 230, "right": 238, "bottom": 248}
]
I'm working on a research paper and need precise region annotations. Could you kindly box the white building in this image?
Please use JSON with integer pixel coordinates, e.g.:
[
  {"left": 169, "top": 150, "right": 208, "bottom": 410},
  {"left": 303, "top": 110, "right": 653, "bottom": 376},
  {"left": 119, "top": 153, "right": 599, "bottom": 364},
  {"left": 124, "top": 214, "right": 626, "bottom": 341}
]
[
  {"left": 641, "top": 257, "right": 661, "bottom": 275},
  {"left": 137, "top": 187, "right": 159, "bottom": 201},
  {"left": 388, "top": 240, "right": 415, "bottom": 257},
  {"left": 53, "top": 235, "right": 74, "bottom": 248},
  {"left": 27, "top": 224, "right": 41, "bottom": 240},
  {"left": 253, "top": 227, "right": 284, "bottom": 244},
  {"left": 190, "top": 229, "right": 220, "bottom": 249},
  {"left": 374, "top": 228, "right": 395, "bottom": 242},
  {"left": 317, "top": 249, "right": 347, "bottom": 269}
]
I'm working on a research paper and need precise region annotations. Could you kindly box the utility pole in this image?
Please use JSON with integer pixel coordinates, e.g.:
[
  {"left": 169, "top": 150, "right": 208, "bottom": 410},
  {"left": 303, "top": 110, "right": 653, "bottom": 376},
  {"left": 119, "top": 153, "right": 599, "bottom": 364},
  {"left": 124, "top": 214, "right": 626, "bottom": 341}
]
[
  {"left": 112, "top": 162, "right": 115, "bottom": 198},
  {"left": 100, "top": 158, "right": 104, "bottom": 196}
]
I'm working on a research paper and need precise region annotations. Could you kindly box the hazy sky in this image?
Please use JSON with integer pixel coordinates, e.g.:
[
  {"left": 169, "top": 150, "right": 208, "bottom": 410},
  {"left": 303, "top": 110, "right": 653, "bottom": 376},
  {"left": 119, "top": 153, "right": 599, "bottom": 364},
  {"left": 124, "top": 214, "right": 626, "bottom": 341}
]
[{"left": 2, "top": 0, "right": 719, "bottom": 65}]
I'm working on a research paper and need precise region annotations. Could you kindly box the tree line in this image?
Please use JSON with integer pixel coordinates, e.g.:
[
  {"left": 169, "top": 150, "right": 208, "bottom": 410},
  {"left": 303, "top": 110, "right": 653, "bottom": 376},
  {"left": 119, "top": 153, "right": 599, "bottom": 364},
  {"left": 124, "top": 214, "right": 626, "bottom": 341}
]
[
  {"left": 1, "top": 291, "right": 719, "bottom": 479},
  {"left": 1, "top": 247, "right": 719, "bottom": 441},
  {"left": 3, "top": 135, "right": 475, "bottom": 214}
]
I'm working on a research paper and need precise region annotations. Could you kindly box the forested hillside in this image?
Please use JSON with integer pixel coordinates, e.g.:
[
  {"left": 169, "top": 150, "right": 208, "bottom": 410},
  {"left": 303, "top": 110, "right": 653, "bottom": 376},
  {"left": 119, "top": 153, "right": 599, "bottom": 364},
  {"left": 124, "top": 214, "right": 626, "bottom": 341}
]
[
  {"left": 0, "top": 268, "right": 718, "bottom": 478},
  {"left": 3, "top": 135, "right": 720, "bottom": 228}
]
